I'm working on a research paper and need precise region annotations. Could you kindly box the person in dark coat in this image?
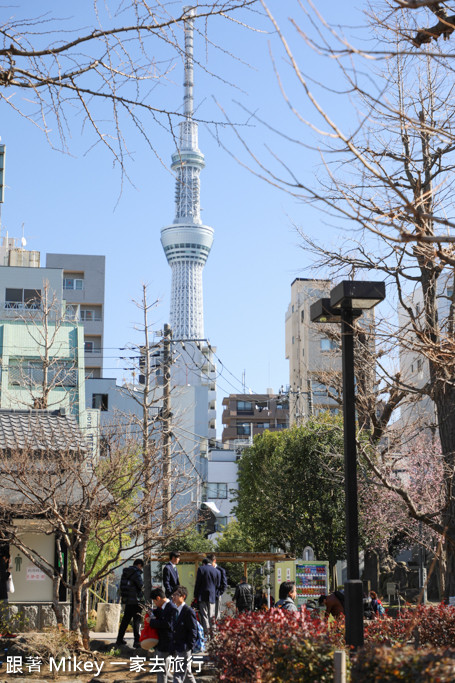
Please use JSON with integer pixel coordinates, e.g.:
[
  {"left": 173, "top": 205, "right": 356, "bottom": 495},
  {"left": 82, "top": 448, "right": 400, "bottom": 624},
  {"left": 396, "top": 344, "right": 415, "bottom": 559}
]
[
  {"left": 233, "top": 576, "right": 254, "bottom": 613},
  {"left": 212, "top": 556, "right": 227, "bottom": 621},
  {"left": 116, "top": 558, "right": 144, "bottom": 648},
  {"left": 193, "top": 556, "right": 220, "bottom": 638},
  {"left": 163, "top": 551, "right": 180, "bottom": 598},
  {"left": 171, "top": 586, "right": 198, "bottom": 683},
  {"left": 149, "top": 587, "right": 178, "bottom": 683}
]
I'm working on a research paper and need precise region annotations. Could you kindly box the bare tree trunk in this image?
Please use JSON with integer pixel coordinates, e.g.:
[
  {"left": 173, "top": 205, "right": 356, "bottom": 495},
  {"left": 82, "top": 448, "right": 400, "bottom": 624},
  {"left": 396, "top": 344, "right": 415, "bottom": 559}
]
[
  {"left": 80, "top": 588, "right": 90, "bottom": 649},
  {"left": 52, "top": 575, "right": 63, "bottom": 626}
]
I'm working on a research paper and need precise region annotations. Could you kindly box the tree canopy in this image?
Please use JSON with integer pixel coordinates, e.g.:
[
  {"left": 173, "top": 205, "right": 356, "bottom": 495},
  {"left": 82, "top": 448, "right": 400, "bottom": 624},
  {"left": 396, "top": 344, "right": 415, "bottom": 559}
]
[{"left": 234, "top": 415, "right": 346, "bottom": 569}]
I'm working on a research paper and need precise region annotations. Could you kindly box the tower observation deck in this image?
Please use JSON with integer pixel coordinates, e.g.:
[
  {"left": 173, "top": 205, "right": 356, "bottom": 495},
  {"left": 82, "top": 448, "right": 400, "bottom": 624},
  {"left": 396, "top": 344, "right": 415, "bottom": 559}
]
[{"left": 160, "top": 7, "right": 214, "bottom": 341}]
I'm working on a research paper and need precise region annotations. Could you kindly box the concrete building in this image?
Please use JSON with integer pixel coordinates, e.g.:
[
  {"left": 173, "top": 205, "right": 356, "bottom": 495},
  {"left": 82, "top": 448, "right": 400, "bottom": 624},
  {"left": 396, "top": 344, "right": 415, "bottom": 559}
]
[
  {"left": 285, "top": 278, "right": 341, "bottom": 425},
  {"left": 221, "top": 392, "right": 289, "bottom": 448},
  {"left": 0, "top": 258, "right": 85, "bottom": 418},
  {"left": 398, "top": 272, "right": 454, "bottom": 430},
  {"left": 85, "top": 376, "right": 210, "bottom": 514},
  {"left": 46, "top": 253, "right": 105, "bottom": 379},
  {"left": 0, "top": 242, "right": 101, "bottom": 442},
  {"left": 204, "top": 447, "right": 238, "bottom": 532}
]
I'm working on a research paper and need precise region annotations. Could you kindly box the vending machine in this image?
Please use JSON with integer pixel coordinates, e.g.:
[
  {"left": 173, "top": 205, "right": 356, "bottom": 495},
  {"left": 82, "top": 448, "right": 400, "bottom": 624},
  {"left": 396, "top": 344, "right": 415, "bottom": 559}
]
[
  {"left": 275, "top": 559, "right": 330, "bottom": 607},
  {"left": 295, "top": 561, "right": 329, "bottom": 607}
]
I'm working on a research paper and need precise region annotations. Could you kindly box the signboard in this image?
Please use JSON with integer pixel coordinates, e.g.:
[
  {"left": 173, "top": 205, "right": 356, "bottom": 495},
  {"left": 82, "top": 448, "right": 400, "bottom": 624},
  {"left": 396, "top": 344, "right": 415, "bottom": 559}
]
[
  {"left": 10, "top": 525, "right": 54, "bottom": 602},
  {"left": 295, "top": 561, "right": 329, "bottom": 606},
  {"left": 26, "top": 566, "right": 46, "bottom": 581}
]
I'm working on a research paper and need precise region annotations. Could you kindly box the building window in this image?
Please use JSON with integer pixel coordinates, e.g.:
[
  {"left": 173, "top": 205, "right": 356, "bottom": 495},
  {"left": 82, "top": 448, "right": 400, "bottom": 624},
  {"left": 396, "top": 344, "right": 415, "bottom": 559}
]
[
  {"left": 320, "top": 338, "right": 338, "bottom": 352},
  {"left": 416, "top": 302, "right": 421, "bottom": 315},
  {"left": 206, "top": 483, "right": 228, "bottom": 499},
  {"left": 92, "top": 393, "right": 109, "bottom": 411},
  {"left": 236, "top": 423, "right": 251, "bottom": 436},
  {"left": 85, "top": 341, "right": 94, "bottom": 353},
  {"left": 313, "top": 381, "right": 329, "bottom": 398},
  {"left": 214, "top": 517, "right": 228, "bottom": 532},
  {"left": 63, "top": 278, "right": 84, "bottom": 290},
  {"left": 292, "top": 336, "right": 295, "bottom": 344},
  {"left": 9, "top": 360, "right": 77, "bottom": 387},
  {"left": 65, "top": 304, "right": 79, "bottom": 320},
  {"left": 301, "top": 310, "right": 304, "bottom": 322},
  {"left": 292, "top": 305, "right": 294, "bottom": 313},
  {"left": 417, "top": 358, "right": 424, "bottom": 377},
  {"left": 257, "top": 422, "right": 270, "bottom": 430},
  {"left": 5, "top": 288, "right": 41, "bottom": 310},
  {"left": 80, "top": 308, "right": 102, "bottom": 322},
  {"left": 237, "top": 400, "right": 253, "bottom": 415}
]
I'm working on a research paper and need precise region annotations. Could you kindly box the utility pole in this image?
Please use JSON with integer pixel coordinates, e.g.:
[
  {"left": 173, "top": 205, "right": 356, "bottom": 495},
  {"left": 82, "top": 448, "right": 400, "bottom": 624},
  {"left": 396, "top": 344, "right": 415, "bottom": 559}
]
[{"left": 162, "top": 324, "right": 172, "bottom": 533}]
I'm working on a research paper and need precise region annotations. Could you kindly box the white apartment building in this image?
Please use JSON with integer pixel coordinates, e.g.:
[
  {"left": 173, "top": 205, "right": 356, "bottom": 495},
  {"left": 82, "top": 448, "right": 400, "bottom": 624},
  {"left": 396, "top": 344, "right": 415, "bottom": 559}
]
[{"left": 204, "top": 447, "right": 238, "bottom": 533}]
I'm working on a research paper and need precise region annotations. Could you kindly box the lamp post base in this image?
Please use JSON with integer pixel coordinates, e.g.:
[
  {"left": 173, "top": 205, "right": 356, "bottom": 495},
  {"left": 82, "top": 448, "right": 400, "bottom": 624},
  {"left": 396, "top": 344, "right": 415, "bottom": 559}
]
[{"left": 345, "top": 579, "right": 364, "bottom": 649}]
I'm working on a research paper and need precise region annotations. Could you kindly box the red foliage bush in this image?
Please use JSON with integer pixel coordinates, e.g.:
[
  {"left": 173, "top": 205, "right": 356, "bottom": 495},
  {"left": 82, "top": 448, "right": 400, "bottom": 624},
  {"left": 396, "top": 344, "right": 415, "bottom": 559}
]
[
  {"left": 364, "top": 604, "right": 455, "bottom": 648},
  {"left": 209, "top": 608, "right": 345, "bottom": 682},
  {"left": 209, "top": 604, "right": 455, "bottom": 681}
]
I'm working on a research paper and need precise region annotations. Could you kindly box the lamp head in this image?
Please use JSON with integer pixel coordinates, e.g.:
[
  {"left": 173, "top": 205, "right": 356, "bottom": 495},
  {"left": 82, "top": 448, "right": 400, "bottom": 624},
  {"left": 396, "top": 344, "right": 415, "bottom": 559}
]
[
  {"left": 330, "top": 281, "right": 386, "bottom": 310},
  {"left": 310, "top": 298, "right": 342, "bottom": 324}
]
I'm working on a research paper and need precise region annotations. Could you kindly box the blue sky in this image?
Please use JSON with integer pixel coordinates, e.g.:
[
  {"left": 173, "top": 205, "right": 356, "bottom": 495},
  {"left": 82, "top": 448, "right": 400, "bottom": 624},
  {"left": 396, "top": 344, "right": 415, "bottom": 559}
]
[{"left": 0, "top": 1, "right": 368, "bottom": 433}]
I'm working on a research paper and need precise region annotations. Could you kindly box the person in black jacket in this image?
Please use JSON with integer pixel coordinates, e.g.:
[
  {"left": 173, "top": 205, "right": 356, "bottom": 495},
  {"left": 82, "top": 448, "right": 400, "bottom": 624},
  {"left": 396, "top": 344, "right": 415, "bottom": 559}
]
[
  {"left": 234, "top": 576, "right": 254, "bottom": 613},
  {"left": 116, "top": 558, "right": 144, "bottom": 648},
  {"left": 171, "top": 586, "right": 198, "bottom": 683},
  {"left": 193, "top": 556, "right": 220, "bottom": 638},
  {"left": 149, "top": 587, "right": 178, "bottom": 683},
  {"left": 163, "top": 551, "right": 180, "bottom": 598}
]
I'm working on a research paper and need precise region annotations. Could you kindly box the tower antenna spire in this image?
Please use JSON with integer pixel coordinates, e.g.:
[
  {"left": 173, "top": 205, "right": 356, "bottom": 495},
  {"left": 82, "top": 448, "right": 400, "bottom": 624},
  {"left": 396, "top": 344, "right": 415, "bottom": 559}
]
[
  {"left": 160, "top": 5, "right": 214, "bottom": 343},
  {"left": 183, "top": 6, "right": 194, "bottom": 119}
]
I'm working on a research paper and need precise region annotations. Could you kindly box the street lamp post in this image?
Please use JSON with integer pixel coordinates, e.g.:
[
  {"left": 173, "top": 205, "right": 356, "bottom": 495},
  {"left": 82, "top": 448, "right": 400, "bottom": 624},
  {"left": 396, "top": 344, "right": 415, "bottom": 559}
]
[{"left": 310, "top": 280, "right": 385, "bottom": 649}]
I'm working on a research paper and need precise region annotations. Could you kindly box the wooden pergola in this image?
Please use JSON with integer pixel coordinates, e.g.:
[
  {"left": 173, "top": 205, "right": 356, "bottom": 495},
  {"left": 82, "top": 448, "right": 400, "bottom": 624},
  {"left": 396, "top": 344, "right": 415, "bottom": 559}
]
[{"left": 153, "top": 552, "right": 295, "bottom": 580}]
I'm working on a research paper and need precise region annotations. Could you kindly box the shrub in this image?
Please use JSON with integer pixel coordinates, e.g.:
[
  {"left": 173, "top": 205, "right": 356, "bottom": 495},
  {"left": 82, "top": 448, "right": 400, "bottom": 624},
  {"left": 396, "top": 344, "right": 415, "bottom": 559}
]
[
  {"left": 210, "top": 604, "right": 455, "bottom": 681},
  {"left": 413, "top": 604, "right": 455, "bottom": 647},
  {"left": 352, "top": 645, "right": 455, "bottom": 682},
  {"left": 209, "top": 608, "right": 346, "bottom": 682}
]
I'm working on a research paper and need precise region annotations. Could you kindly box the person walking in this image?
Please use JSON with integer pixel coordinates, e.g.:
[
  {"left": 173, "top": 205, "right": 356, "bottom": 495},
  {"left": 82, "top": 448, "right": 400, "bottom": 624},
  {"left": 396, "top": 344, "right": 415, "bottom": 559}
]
[
  {"left": 171, "top": 586, "right": 198, "bottom": 683},
  {"left": 116, "top": 558, "right": 144, "bottom": 648},
  {"left": 275, "top": 581, "right": 298, "bottom": 612},
  {"left": 211, "top": 554, "right": 227, "bottom": 621},
  {"left": 163, "top": 551, "right": 181, "bottom": 599},
  {"left": 148, "top": 587, "right": 178, "bottom": 683},
  {"left": 193, "top": 556, "right": 220, "bottom": 638},
  {"left": 233, "top": 576, "right": 254, "bottom": 613}
]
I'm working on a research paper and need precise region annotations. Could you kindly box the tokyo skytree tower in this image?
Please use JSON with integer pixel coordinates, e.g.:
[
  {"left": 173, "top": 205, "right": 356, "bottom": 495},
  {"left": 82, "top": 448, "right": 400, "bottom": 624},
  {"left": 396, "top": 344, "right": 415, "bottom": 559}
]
[{"left": 161, "top": 7, "right": 214, "bottom": 341}]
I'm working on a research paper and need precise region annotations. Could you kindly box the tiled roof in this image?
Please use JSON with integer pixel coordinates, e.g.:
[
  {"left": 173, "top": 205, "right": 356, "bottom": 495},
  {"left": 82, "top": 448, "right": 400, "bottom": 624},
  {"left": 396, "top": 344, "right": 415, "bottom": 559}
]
[{"left": 0, "top": 410, "right": 86, "bottom": 452}]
